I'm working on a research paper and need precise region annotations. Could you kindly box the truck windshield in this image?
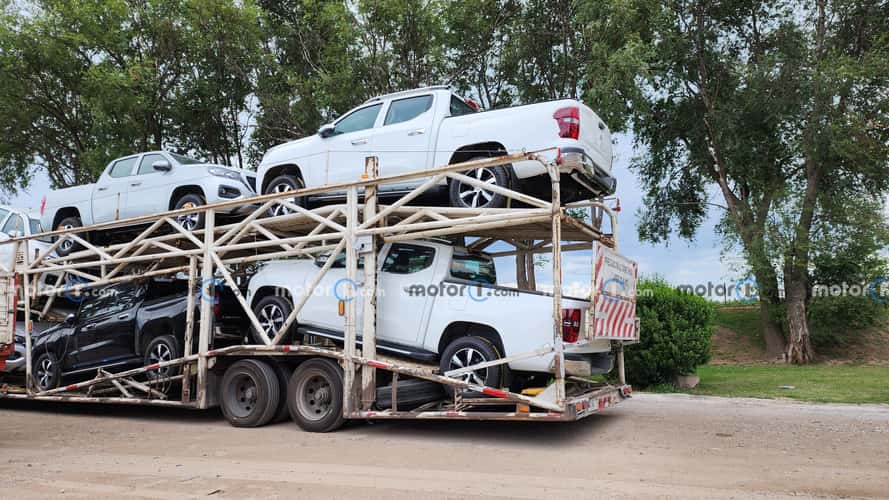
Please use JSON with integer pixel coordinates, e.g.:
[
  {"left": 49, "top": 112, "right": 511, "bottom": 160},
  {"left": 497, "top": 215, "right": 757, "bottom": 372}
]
[
  {"left": 451, "top": 254, "right": 496, "bottom": 284},
  {"left": 169, "top": 153, "right": 204, "bottom": 165}
]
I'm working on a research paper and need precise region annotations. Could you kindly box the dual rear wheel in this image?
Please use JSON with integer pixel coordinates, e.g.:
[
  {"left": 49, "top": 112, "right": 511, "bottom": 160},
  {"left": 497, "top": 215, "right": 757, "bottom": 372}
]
[{"left": 219, "top": 358, "right": 344, "bottom": 432}]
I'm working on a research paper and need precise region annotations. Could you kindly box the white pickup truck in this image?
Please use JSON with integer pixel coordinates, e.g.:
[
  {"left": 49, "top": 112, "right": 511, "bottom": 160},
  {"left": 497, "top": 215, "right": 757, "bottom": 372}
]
[
  {"left": 256, "top": 86, "right": 616, "bottom": 212},
  {"left": 245, "top": 239, "right": 614, "bottom": 390},
  {"left": 41, "top": 151, "right": 257, "bottom": 255}
]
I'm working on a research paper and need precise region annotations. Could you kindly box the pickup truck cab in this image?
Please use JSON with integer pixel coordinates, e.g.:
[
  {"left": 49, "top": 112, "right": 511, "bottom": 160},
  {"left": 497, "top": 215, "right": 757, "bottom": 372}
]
[
  {"left": 257, "top": 86, "right": 615, "bottom": 213},
  {"left": 41, "top": 151, "right": 258, "bottom": 256},
  {"left": 29, "top": 280, "right": 197, "bottom": 390},
  {"left": 246, "top": 239, "right": 613, "bottom": 390}
]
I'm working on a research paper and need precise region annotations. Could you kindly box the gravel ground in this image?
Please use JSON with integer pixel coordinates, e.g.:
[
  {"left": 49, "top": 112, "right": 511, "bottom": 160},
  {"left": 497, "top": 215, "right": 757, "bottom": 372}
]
[{"left": 1, "top": 393, "right": 888, "bottom": 499}]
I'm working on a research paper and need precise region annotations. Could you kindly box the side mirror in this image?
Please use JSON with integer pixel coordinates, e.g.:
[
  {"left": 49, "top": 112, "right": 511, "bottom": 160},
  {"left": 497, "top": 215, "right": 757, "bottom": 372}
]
[
  {"left": 64, "top": 313, "right": 76, "bottom": 325},
  {"left": 314, "top": 254, "right": 329, "bottom": 267},
  {"left": 7, "top": 230, "right": 23, "bottom": 238},
  {"left": 318, "top": 124, "right": 335, "bottom": 139},
  {"left": 152, "top": 160, "right": 172, "bottom": 172}
]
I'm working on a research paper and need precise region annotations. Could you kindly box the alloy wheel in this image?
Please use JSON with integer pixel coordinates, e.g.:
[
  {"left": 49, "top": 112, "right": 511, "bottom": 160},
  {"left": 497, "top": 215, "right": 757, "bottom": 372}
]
[
  {"left": 259, "top": 303, "right": 285, "bottom": 342},
  {"left": 457, "top": 168, "right": 498, "bottom": 208},
  {"left": 448, "top": 347, "right": 489, "bottom": 386},
  {"left": 176, "top": 202, "right": 201, "bottom": 231}
]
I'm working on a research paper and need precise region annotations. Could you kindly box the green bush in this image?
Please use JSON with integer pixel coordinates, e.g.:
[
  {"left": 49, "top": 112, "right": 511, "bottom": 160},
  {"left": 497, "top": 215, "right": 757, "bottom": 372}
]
[
  {"left": 624, "top": 279, "right": 714, "bottom": 387},
  {"left": 807, "top": 294, "right": 888, "bottom": 350}
]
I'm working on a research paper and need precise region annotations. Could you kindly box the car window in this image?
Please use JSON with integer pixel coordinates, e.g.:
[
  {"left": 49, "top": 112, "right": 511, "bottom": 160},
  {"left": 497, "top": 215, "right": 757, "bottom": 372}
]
[
  {"left": 78, "top": 283, "right": 144, "bottom": 321},
  {"left": 381, "top": 244, "right": 435, "bottom": 274},
  {"left": 450, "top": 96, "right": 476, "bottom": 117},
  {"left": 137, "top": 153, "right": 168, "bottom": 175},
  {"left": 384, "top": 95, "right": 433, "bottom": 126},
  {"left": 1, "top": 214, "right": 24, "bottom": 235},
  {"left": 334, "top": 104, "right": 382, "bottom": 135},
  {"left": 328, "top": 252, "right": 364, "bottom": 269},
  {"left": 0, "top": 209, "right": 8, "bottom": 222},
  {"left": 451, "top": 254, "right": 497, "bottom": 284},
  {"left": 169, "top": 152, "right": 203, "bottom": 165},
  {"left": 108, "top": 157, "right": 138, "bottom": 178}
]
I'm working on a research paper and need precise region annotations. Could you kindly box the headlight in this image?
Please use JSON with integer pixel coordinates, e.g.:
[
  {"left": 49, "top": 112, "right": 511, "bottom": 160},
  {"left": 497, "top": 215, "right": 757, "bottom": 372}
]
[{"left": 208, "top": 167, "right": 243, "bottom": 181}]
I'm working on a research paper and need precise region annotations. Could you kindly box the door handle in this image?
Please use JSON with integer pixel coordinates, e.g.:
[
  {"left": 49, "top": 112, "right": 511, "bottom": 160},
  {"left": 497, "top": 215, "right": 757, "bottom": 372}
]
[
  {"left": 130, "top": 182, "right": 142, "bottom": 187},
  {"left": 118, "top": 314, "right": 129, "bottom": 320},
  {"left": 408, "top": 128, "right": 426, "bottom": 136},
  {"left": 351, "top": 138, "right": 368, "bottom": 146},
  {"left": 82, "top": 323, "right": 95, "bottom": 331},
  {"left": 97, "top": 187, "right": 108, "bottom": 192}
]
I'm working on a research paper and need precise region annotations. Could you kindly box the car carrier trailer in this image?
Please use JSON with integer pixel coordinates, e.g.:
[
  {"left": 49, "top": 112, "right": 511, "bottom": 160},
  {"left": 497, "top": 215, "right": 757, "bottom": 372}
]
[{"left": 0, "top": 151, "right": 638, "bottom": 431}]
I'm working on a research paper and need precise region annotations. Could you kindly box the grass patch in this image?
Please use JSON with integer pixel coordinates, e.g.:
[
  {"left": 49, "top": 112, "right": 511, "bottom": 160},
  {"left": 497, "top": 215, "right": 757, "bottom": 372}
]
[
  {"left": 713, "top": 307, "right": 762, "bottom": 345},
  {"left": 675, "top": 364, "right": 889, "bottom": 404}
]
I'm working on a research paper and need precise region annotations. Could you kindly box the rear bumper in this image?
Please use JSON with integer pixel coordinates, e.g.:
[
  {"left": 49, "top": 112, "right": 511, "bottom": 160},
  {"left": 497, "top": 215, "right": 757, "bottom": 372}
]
[
  {"left": 1, "top": 343, "right": 25, "bottom": 372},
  {"left": 557, "top": 147, "right": 617, "bottom": 196}
]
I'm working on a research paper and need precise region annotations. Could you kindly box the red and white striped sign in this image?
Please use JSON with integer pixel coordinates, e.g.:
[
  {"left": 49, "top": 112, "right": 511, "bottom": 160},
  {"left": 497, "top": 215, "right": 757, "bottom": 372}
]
[{"left": 591, "top": 244, "right": 638, "bottom": 340}]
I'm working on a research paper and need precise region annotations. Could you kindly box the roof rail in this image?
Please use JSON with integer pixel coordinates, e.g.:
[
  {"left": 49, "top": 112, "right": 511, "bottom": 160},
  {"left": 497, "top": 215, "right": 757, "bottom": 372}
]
[{"left": 363, "top": 85, "right": 452, "bottom": 104}]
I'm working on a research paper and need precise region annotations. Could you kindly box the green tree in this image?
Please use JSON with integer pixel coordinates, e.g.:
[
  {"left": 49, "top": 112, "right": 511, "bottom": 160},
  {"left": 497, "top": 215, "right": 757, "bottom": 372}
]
[{"left": 630, "top": 0, "right": 889, "bottom": 362}]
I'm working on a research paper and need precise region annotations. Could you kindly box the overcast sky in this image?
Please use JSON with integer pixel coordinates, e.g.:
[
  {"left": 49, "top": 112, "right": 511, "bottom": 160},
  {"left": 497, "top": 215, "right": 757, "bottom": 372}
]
[{"left": 6, "top": 134, "right": 745, "bottom": 298}]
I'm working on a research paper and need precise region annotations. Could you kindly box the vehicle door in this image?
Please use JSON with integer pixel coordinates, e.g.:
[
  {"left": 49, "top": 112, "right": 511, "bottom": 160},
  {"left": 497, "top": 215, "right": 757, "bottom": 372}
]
[
  {"left": 325, "top": 103, "right": 383, "bottom": 186},
  {"left": 92, "top": 155, "right": 139, "bottom": 224},
  {"left": 373, "top": 94, "right": 436, "bottom": 189},
  {"left": 298, "top": 253, "right": 365, "bottom": 332},
  {"left": 125, "top": 152, "right": 176, "bottom": 219},
  {"left": 377, "top": 243, "right": 438, "bottom": 347},
  {"left": 0, "top": 210, "right": 18, "bottom": 272},
  {"left": 72, "top": 283, "right": 143, "bottom": 368}
]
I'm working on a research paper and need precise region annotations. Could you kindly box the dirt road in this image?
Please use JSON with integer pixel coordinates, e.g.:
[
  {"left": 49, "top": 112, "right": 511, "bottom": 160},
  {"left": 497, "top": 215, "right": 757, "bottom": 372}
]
[{"left": 2, "top": 393, "right": 887, "bottom": 499}]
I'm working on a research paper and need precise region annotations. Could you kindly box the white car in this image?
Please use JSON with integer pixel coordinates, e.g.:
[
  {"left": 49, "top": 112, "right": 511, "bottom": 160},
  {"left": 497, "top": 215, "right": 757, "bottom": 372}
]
[
  {"left": 0, "top": 206, "right": 55, "bottom": 272},
  {"left": 245, "top": 239, "right": 613, "bottom": 389},
  {"left": 0, "top": 206, "right": 63, "bottom": 297},
  {"left": 41, "top": 151, "right": 257, "bottom": 256},
  {"left": 256, "top": 86, "right": 615, "bottom": 213}
]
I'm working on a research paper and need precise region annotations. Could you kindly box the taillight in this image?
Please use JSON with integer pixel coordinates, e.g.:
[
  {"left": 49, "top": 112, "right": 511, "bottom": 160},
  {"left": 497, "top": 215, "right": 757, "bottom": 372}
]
[
  {"left": 465, "top": 98, "right": 480, "bottom": 111},
  {"left": 553, "top": 106, "right": 580, "bottom": 139},
  {"left": 40, "top": 196, "right": 47, "bottom": 216},
  {"left": 561, "top": 308, "right": 581, "bottom": 343}
]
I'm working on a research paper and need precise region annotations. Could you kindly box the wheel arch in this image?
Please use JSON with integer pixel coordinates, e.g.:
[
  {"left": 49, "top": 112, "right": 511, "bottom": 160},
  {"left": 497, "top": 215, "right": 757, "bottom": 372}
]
[
  {"left": 250, "top": 285, "right": 293, "bottom": 308},
  {"left": 52, "top": 207, "right": 82, "bottom": 230},
  {"left": 168, "top": 185, "right": 206, "bottom": 211},
  {"left": 261, "top": 164, "right": 304, "bottom": 194},
  {"left": 437, "top": 321, "right": 506, "bottom": 358},
  {"left": 447, "top": 142, "right": 509, "bottom": 165},
  {"left": 136, "top": 319, "right": 176, "bottom": 356}
]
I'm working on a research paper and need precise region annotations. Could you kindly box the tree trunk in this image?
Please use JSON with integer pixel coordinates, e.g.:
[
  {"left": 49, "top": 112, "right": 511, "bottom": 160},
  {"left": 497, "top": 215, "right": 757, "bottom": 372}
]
[
  {"left": 516, "top": 251, "right": 528, "bottom": 290},
  {"left": 751, "top": 268, "right": 786, "bottom": 360},
  {"left": 759, "top": 299, "right": 786, "bottom": 361},
  {"left": 784, "top": 270, "right": 813, "bottom": 364}
]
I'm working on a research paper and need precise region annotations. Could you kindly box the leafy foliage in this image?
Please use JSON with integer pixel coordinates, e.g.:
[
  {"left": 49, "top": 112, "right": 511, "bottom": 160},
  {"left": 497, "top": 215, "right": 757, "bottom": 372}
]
[
  {"left": 806, "top": 295, "right": 888, "bottom": 350},
  {"left": 625, "top": 279, "right": 714, "bottom": 387}
]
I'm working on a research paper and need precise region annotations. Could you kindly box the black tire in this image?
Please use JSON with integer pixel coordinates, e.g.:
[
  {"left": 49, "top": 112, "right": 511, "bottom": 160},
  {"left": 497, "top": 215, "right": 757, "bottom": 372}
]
[
  {"left": 220, "top": 359, "right": 281, "bottom": 428},
  {"left": 251, "top": 295, "right": 293, "bottom": 345},
  {"left": 172, "top": 193, "right": 206, "bottom": 231},
  {"left": 270, "top": 361, "right": 294, "bottom": 423},
  {"left": 33, "top": 351, "right": 61, "bottom": 391},
  {"left": 265, "top": 174, "right": 306, "bottom": 217},
  {"left": 439, "top": 335, "right": 504, "bottom": 397},
  {"left": 287, "top": 358, "right": 345, "bottom": 433},
  {"left": 144, "top": 334, "right": 181, "bottom": 382},
  {"left": 448, "top": 157, "right": 511, "bottom": 209},
  {"left": 55, "top": 216, "right": 84, "bottom": 258}
]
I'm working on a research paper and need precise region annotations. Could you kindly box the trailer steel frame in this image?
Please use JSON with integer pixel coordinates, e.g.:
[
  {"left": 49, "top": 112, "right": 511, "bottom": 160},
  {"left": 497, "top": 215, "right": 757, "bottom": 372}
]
[{"left": 0, "top": 150, "right": 635, "bottom": 425}]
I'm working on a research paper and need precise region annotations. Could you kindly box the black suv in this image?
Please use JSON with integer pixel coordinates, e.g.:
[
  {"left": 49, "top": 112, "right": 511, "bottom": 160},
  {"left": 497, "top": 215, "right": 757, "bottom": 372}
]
[{"left": 31, "top": 280, "right": 201, "bottom": 391}]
